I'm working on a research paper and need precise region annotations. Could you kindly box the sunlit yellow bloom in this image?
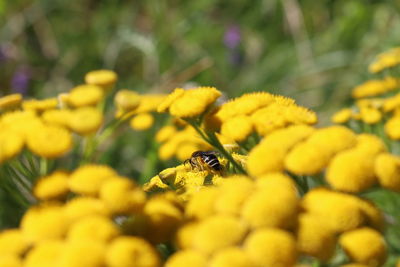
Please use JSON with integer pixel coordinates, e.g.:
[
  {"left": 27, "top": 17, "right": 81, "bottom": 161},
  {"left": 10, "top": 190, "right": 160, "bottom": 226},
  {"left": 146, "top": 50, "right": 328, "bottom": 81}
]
[
  {"left": 247, "top": 125, "right": 314, "bottom": 176},
  {"left": 24, "top": 240, "right": 63, "bottom": 267},
  {"left": 356, "top": 134, "right": 387, "bottom": 155},
  {"left": 135, "top": 94, "right": 166, "bottom": 114},
  {"left": 68, "top": 164, "right": 117, "bottom": 196},
  {"left": 99, "top": 177, "right": 146, "bottom": 214},
  {"left": 174, "top": 222, "right": 198, "bottom": 249},
  {"left": 22, "top": 98, "right": 58, "bottom": 112},
  {"left": 0, "top": 129, "right": 24, "bottom": 163},
  {"left": 176, "top": 143, "right": 202, "bottom": 162},
  {"left": 374, "top": 153, "right": 400, "bottom": 192},
  {"left": 67, "top": 84, "right": 104, "bottom": 108},
  {"left": 296, "top": 214, "right": 337, "bottom": 261},
  {"left": 360, "top": 107, "right": 382, "bottom": 124},
  {"left": 67, "top": 215, "right": 119, "bottom": 242},
  {"left": 155, "top": 125, "right": 177, "bottom": 143},
  {"left": 186, "top": 187, "right": 219, "bottom": 219},
  {"left": 114, "top": 90, "right": 140, "bottom": 112},
  {"left": 0, "top": 229, "right": 29, "bottom": 256},
  {"left": 157, "top": 88, "right": 186, "bottom": 113},
  {"left": 26, "top": 125, "right": 72, "bottom": 158},
  {"left": 357, "top": 198, "right": 385, "bottom": 232},
  {"left": 210, "top": 247, "right": 255, "bottom": 267},
  {"left": 0, "top": 254, "right": 22, "bottom": 267},
  {"left": 106, "top": 236, "right": 161, "bottom": 267},
  {"left": 192, "top": 215, "right": 247, "bottom": 254},
  {"left": 130, "top": 113, "right": 154, "bottom": 131},
  {"left": 64, "top": 197, "right": 110, "bottom": 223},
  {"left": 339, "top": 227, "right": 387, "bottom": 266},
  {"left": 383, "top": 93, "right": 400, "bottom": 112},
  {"left": 250, "top": 104, "right": 288, "bottom": 136},
  {"left": 165, "top": 250, "right": 207, "bottom": 267},
  {"left": 369, "top": 47, "right": 400, "bottom": 73},
  {"left": 85, "top": 69, "right": 117, "bottom": 91},
  {"left": 41, "top": 109, "right": 72, "bottom": 128},
  {"left": 68, "top": 107, "right": 103, "bottom": 135},
  {"left": 385, "top": 116, "right": 400, "bottom": 140},
  {"left": 21, "top": 204, "right": 68, "bottom": 243},
  {"left": 331, "top": 108, "right": 353, "bottom": 124},
  {"left": 0, "top": 93, "right": 22, "bottom": 111},
  {"left": 143, "top": 175, "right": 170, "bottom": 192},
  {"left": 59, "top": 240, "right": 106, "bottom": 267},
  {"left": 352, "top": 77, "right": 399, "bottom": 98},
  {"left": 34, "top": 171, "right": 69, "bottom": 200},
  {"left": 244, "top": 228, "right": 297, "bottom": 267},
  {"left": 220, "top": 115, "right": 253, "bottom": 142}
]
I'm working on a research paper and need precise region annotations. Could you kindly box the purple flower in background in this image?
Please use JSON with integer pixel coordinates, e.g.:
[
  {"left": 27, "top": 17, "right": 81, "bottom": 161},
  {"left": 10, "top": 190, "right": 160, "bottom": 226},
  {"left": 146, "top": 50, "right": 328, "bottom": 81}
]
[
  {"left": 224, "top": 25, "right": 241, "bottom": 50},
  {"left": 11, "top": 67, "right": 30, "bottom": 95}
]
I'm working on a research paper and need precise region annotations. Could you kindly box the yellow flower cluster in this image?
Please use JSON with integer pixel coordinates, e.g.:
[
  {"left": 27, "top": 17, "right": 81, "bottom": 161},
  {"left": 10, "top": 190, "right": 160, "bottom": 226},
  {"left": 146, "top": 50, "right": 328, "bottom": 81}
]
[
  {"left": 369, "top": 47, "right": 400, "bottom": 73},
  {"left": 352, "top": 77, "right": 399, "bottom": 99}
]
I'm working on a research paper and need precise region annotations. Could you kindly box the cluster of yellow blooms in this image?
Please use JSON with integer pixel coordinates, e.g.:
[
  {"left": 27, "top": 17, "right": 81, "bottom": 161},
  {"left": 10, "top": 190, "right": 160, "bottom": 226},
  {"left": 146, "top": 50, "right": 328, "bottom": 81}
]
[{"left": 368, "top": 47, "right": 400, "bottom": 74}]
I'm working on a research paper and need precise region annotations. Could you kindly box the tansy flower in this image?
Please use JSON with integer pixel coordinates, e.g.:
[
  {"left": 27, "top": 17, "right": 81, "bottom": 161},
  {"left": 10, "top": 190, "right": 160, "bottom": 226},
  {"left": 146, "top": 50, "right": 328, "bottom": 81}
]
[
  {"left": 155, "top": 125, "right": 177, "bottom": 143},
  {"left": 356, "top": 198, "right": 385, "bottom": 232},
  {"left": 134, "top": 94, "right": 166, "bottom": 114},
  {"left": 385, "top": 116, "right": 400, "bottom": 140},
  {"left": 114, "top": 90, "right": 140, "bottom": 112},
  {"left": 26, "top": 125, "right": 72, "bottom": 159},
  {"left": 368, "top": 47, "right": 400, "bottom": 73},
  {"left": 68, "top": 164, "right": 117, "bottom": 196},
  {"left": 41, "top": 109, "right": 72, "bottom": 128},
  {"left": 383, "top": 93, "right": 400, "bottom": 112},
  {"left": 99, "top": 177, "right": 146, "bottom": 214},
  {"left": 331, "top": 108, "right": 353, "bottom": 124},
  {"left": 165, "top": 250, "right": 207, "bottom": 267},
  {"left": 174, "top": 222, "right": 199, "bottom": 249},
  {"left": 22, "top": 98, "right": 58, "bottom": 113},
  {"left": 185, "top": 187, "right": 219, "bottom": 219},
  {"left": 176, "top": 143, "right": 202, "bottom": 162},
  {"left": 66, "top": 215, "right": 120, "bottom": 242},
  {"left": 64, "top": 197, "right": 110, "bottom": 223},
  {"left": 243, "top": 228, "right": 297, "bottom": 267},
  {"left": 106, "top": 236, "right": 161, "bottom": 267},
  {"left": 24, "top": 240, "right": 64, "bottom": 267},
  {"left": 0, "top": 93, "right": 22, "bottom": 111},
  {"left": 360, "top": 107, "right": 382, "bottom": 124},
  {"left": 157, "top": 88, "right": 186, "bottom": 113},
  {"left": 130, "top": 113, "right": 154, "bottom": 131},
  {"left": 67, "top": 84, "right": 104, "bottom": 108},
  {"left": 220, "top": 115, "right": 253, "bottom": 143},
  {"left": 339, "top": 227, "right": 387, "bottom": 266},
  {"left": 209, "top": 247, "right": 255, "bottom": 267},
  {"left": 0, "top": 129, "right": 24, "bottom": 163},
  {"left": 68, "top": 107, "right": 103, "bottom": 135},
  {"left": 355, "top": 134, "right": 387, "bottom": 155},
  {"left": 374, "top": 153, "right": 400, "bottom": 191},
  {"left": 352, "top": 77, "right": 399, "bottom": 98},
  {"left": 84, "top": 69, "right": 117, "bottom": 91},
  {"left": 0, "top": 254, "right": 22, "bottom": 267},
  {"left": 33, "top": 171, "right": 69, "bottom": 201},
  {"left": 0, "top": 229, "right": 29, "bottom": 256},
  {"left": 59, "top": 240, "right": 106, "bottom": 267}
]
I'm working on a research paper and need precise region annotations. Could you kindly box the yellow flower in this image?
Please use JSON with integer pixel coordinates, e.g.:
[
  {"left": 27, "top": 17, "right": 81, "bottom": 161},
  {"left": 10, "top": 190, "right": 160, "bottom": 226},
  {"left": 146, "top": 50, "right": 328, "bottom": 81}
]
[
  {"left": 368, "top": 47, "right": 400, "bottom": 73},
  {"left": 168, "top": 87, "right": 222, "bottom": 118},
  {"left": 64, "top": 197, "right": 110, "bottom": 223},
  {"left": 165, "top": 250, "right": 207, "bottom": 267},
  {"left": 174, "top": 222, "right": 199, "bottom": 249},
  {"left": 114, "top": 90, "right": 140, "bottom": 112},
  {"left": 68, "top": 107, "right": 103, "bottom": 135},
  {"left": 192, "top": 215, "right": 247, "bottom": 254},
  {"left": 41, "top": 109, "right": 72, "bottom": 128},
  {"left": 143, "top": 175, "right": 170, "bottom": 192},
  {"left": 356, "top": 198, "right": 385, "bottom": 232},
  {"left": 135, "top": 94, "right": 167, "bottom": 114},
  {"left": 59, "top": 240, "right": 106, "bottom": 267},
  {"left": 331, "top": 108, "right": 353, "bottom": 124},
  {"left": 0, "top": 94, "right": 22, "bottom": 111},
  {"left": 22, "top": 98, "right": 58, "bottom": 112},
  {"left": 24, "top": 240, "right": 63, "bottom": 267},
  {"left": 106, "top": 236, "right": 161, "bottom": 267},
  {"left": 21, "top": 204, "right": 68, "bottom": 243},
  {"left": 99, "top": 177, "right": 146, "bottom": 214},
  {"left": 130, "top": 113, "right": 154, "bottom": 131},
  {"left": 67, "top": 215, "right": 120, "bottom": 242},
  {"left": 176, "top": 143, "right": 201, "bottom": 162},
  {"left": 374, "top": 153, "right": 400, "bottom": 192},
  {"left": 296, "top": 214, "right": 337, "bottom": 261},
  {"left": 68, "top": 164, "right": 117, "bottom": 196},
  {"left": 339, "top": 227, "right": 387, "bottom": 266},
  {"left": 244, "top": 228, "right": 297, "bottom": 267},
  {"left": 157, "top": 88, "right": 186, "bottom": 113},
  {"left": 155, "top": 125, "right": 177, "bottom": 143},
  {"left": 210, "top": 247, "right": 255, "bottom": 267},
  {"left": 220, "top": 115, "right": 253, "bottom": 143},
  {"left": 352, "top": 77, "right": 399, "bottom": 98},
  {"left": 355, "top": 134, "right": 387, "bottom": 155},
  {"left": 0, "top": 254, "right": 22, "bottom": 267},
  {"left": 26, "top": 125, "right": 72, "bottom": 158},
  {"left": 84, "top": 69, "right": 117, "bottom": 91},
  {"left": 33, "top": 171, "right": 69, "bottom": 200},
  {"left": 0, "top": 129, "right": 24, "bottom": 163},
  {"left": 385, "top": 116, "right": 400, "bottom": 140},
  {"left": 383, "top": 93, "right": 400, "bottom": 112},
  {"left": 360, "top": 107, "right": 382, "bottom": 124},
  {"left": 0, "top": 229, "right": 29, "bottom": 256},
  {"left": 67, "top": 84, "right": 104, "bottom": 108}
]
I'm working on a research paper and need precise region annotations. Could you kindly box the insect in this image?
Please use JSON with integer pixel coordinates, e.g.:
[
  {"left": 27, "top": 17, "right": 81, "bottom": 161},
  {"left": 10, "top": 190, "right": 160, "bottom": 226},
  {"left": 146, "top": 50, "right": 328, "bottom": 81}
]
[{"left": 184, "top": 150, "right": 222, "bottom": 172}]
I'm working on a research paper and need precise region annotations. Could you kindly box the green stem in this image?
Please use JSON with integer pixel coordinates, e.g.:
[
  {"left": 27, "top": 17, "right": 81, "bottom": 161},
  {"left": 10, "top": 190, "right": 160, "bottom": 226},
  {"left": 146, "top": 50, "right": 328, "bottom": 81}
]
[{"left": 39, "top": 158, "right": 48, "bottom": 176}]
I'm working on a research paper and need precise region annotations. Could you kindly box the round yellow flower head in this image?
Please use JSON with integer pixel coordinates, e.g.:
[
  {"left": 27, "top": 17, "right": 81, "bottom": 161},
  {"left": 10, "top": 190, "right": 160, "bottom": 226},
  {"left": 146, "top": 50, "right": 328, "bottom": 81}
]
[
  {"left": 130, "top": 113, "right": 154, "bottom": 131},
  {"left": 26, "top": 125, "right": 72, "bottom": 159},
  {"left": 369, "top": 47, "right": 400, "bottom": 73},
  {"left": 244, "top": 228, "right": 297, "bottom": 267},
  {"left": 355, "top": 134, "right": 387, "bottom": 155},
  {"left": 64, "top": 197, "right": 110, "bottom": 223},
  {"left": 67, "top": 84, "right": 104, "bottom": 108},
  {"left": 22, "top": 98, "right": 58, "bottom": 113},
  {"left": 84, "top": 69, "right": 117, "bottom": 91},
  {"left": 0, "top": 254, "right": 22, "bottom": 267},
  {"left": 165, "top": 250, "right": 207, "bottom": 267},
  {"left": 21, "top": 204, "right": 69, "bottom": 243},
  {"left": 41, "top": 109, "right": 72, "bottom": 128},
  {"left": 192, "top": 214, "right": 247, "bottom": 255},
  {"left": 157, "top": 88, "right": 186, "bottom": 113},
  {"left": 34, "top": 171, "right": 69, "bottom": 201},
  {"left": 24, "top": 240, "right": 64, "bottom": 267},
  {"left": 0, "top": 129, "right": 24, "bottom": 163},
  {"left": 135, "top": 94, "right": 167, "bottom": 114},
  {"left": 59, "top": 240, "right": 106, "bottom": 267},
  {"left": 332, "top": 108, "right": 353, "bottom": 124},
  {"left": 68, "top": 107, "right": 103, "bottom": 135},
  {"left": 210, "top": 247, "right": 255, "bottom": 267},
  {"left": 296, "top": 213, "right": 337, "bottom": 261},
  {"left": 220, "top": 115, "right": 253, "bottom": 143},
  {"left": 174, "top": 222, "right": 199, "bottom": 250},
  {"left": 0, "top": 93, "right": 22, "bottom": 111},
  {"left": 99, "top": 177, "right": 146, "bottom": 214},
  {"left": 356, "top": 198, "right": 385, "bottom": 232},
  {"left": 339, "top": 227, "right": 387, "bottom": 266},
  {"left": 0, "top": 229, "right": 29, "bottom": 256},
  {"left": 68, "top": 164, "right": 117, "bottom": 196},
  {"left": 359, "top": 107, "right": 382, "bottom": 124},
  {"left": 385, "top": 116, "right": 400, "bottom": 140},
  {"left": 352, "top": 77, "right": 399, "bottom": 98},
  {"left": 67, "top": 215, "right": 120, "bottom": 242},
  {"left": 176, "top": 143, "right": 202, "bottom": 162},
  {"left": 106, "top": 236, "right": 161, "bottom": 267},
  {"left": 169, "top": 87, "right": 222, "bottom": 118},
  {"left": 155, "top": 125, "right": 177, "bottom": 143},
  {"left": 114, "top": 89, "right": 140, "bottom": 112},
  {"left": 374, "top": 153, "right": 400, "bottom": 192}
]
